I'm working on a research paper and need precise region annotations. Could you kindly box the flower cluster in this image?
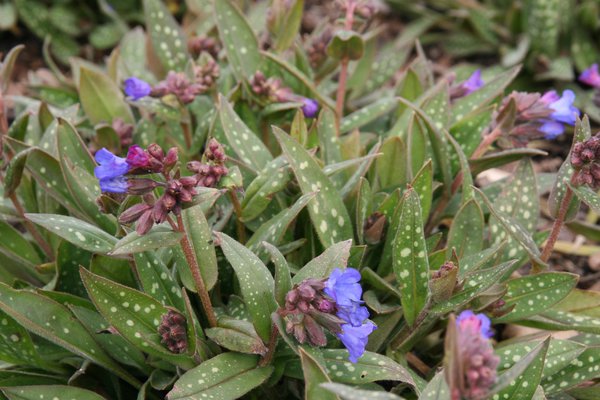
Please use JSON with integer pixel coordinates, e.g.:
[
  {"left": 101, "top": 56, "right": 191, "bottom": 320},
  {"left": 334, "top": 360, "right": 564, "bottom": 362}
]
[
  {"left": 123, "top": 65, "right": 219, "bottom": 105},
  {"left": 94, "top": 139, "right": 228, "bottom": 234},
  {"left": 492, "top": 89, "right": 579, "bottom": 144},
  {"left": 250, "top": 71, "right": 320, "bottom": 118},
  {"left": 571, "top": 133, "right": 600, "bottom": 189},
  {"left": 326, "top": 268, "right": 377, "bottom": 363},
  {"left": 158, "top": 310, "right": 188, "bottom": 354},
  {"left": 449, "top": 70, "right": 484, "bottom": 100},
  {"left": 188, "top": 35, "right": 221, "bottom": 60},
  {"left": 447, "top": 311, "right": 499, "bottom": 400},
  {"left": 281, "top": 268, "right": 376, "bottom": 362}
]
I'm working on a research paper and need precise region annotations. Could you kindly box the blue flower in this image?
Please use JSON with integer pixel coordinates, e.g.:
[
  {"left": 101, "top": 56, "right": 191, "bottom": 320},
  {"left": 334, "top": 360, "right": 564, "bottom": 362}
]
[
  {"left": 325, "top": 268, "right": 363, "bottom": 307},
  {"left": 539, "top": 120, "right": 565, "bottom": 140},
  {"left": 124, "top": 77, "right": 152, "bottom": 100},
  {"left": 462, "top": 69, "right": 484, "bottom": 95},
  {"left": 94, "top": 148, "right": 130, "bottom": 193},
  {"left": 301, "top": 98, "right": 319, "bottom": 118},
  {"left": 456, "top": 310, "right": 493, "bottom": 339},
  {"left": 337, "top": 321, "right": 377, "bottom": 363},
  {"left": 546, "top": 89, "right": 579, "bottom": 126},
  {"left": 579, "top": 64, "right": 600, "bottom": 88},
  {"left": 336, "top": 300, "right": 370, "bottom": 327}
]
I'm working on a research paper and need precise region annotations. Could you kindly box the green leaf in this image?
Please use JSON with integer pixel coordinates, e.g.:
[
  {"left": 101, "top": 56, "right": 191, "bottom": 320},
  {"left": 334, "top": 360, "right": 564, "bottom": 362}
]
[
  {"left": 247, "top": 192, "right": 316, "bottom": 261},
  {"left": 493, "top": 338, "right": 549, "bottom": 400},
  {"left": 241, "top": 156, "right": 291, "bottom": 221},
  {"left": 299, "top": 347, "right": 338, "bottom": 400},
  {"left": 134, "top": 252, "right": 184, "bottom": 309},
  {"left": 213, "top": 0, "right": 261, "bottom": 81},
  {"left": 262, "top": 242, "right": 292, "bottom": 307},
  {"left": 497, "top": 338, "right": 584, "bottom": 380},
  {"left": 376, "top": 136, "right": 407, "bottom": 190},
  {"left": 0, "top": 220, "right": 41, "bottom": 267},
  {"left": 0, "top": 310, "right": 43, "bottom": 367},
  {"left": 219, "top": 96, "right": 272, "bottom": 171},
  {"left": 2, "top": 385, "right": 106, "bottom": 400},
  {"left": 317, "top": 109, "right": 343, "bottom": 166},
  {"left": 0, "top": 45, "right": 24, "bottom": 92},
  {"left": 469, "top": 148, "right": 548, "bottom": 175},
  {"left": 143, "top": 0, "right": 189, "bottom": 72},
  {"left": 272, "top": 0, "right": 304, "bottom": 52},
  {"left": 542, "top": 346, "right": 600, "bottom": 394},
  {"left": 392, "top": 188, "right": 430, "bottom": 327},
  {"left": 321, "top": 383, "right": 404, "bottom": 400},
  {"left": 167, "top": 353, "right": 273, "bottom": 400},
  {"left": 273, "top": 127, "right": 352, "bottom": 247},
  {"left": 475, "top": 188, "right": 545, "bottom": 266},
  {"left": 292, "top": 240, "right": 352, "bottom": 284},
  {"left": 327, "top": 30, "right": 364, "bottom": 61},
  {"left": 0, "top": 283, "right": 139, "bottom": 387},
  {"left": 3, "top": 148, "right": 33, "bottom": 198},
  {"left": 206, "top": 317, "right": 267, "bottom": 355},
  {"left": 446, "top": 199, "right": 484, "bottom": 259},
  {"left": 78, "top": 66, "right": 133, "bottom": 124},
  {"left": 412, "top": 160, "right": 433, "bottom": 224},
  {"left": 569, "top": 184, "right": 600, "bottom": 215},
  {"left": 80, "top": 268, "right": 195, "bottom": 368},
  {"left": 181, "top": 205, "right": 218, "bottom": 291},
  {"left": 451, "top": 66, "right": 520, "bottom": 125},
  {"left": 320, "top": 350, "right": 413, "bottom": 385},
  {"left": 340, "top": 98, "right": 397, "bottom": 134},
  {"left": 495, "top": 273, "right": 577, "bottom": 323},
  {"left": 216, "top": 232, "right": 277, "bottom": 342},
  {"left": 25, "top": 213, "right": 117, "bottom": 254},
  {"left": 489, "top": 159, "right": 539, "bottom": 261},
  {"left": 523, "top": 309, "right": 600, "bottom": 335},
  {"left": 418, "top": 371, "right": 450, "bottom": 400},
  {"left": 110, "top": 226, "right": 183, "bottom": 255}
]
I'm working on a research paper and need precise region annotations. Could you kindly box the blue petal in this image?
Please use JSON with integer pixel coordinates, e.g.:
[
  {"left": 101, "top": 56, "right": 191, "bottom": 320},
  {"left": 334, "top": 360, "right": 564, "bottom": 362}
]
[
  {"left": 539, "top": 120, "right": 564, "bottom": 139},
  {"left": 99, "top": 176, "right": 128, "bottom": 193},
  {"left": 337, "top": 321, "right": 377, "bottom": 363}
]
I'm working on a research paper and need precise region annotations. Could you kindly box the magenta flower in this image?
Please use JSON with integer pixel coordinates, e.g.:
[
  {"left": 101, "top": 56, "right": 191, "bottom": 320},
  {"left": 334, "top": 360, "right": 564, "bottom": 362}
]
[
  {"left": 579, "top": 64, "right": 600, "bottom": 88},
  {"left": 126, "top": 145, "right": 151, "bottom": 169}
]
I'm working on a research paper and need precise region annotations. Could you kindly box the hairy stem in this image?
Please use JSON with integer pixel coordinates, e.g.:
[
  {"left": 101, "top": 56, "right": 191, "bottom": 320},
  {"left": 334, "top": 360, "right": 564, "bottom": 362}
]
[
  {"left": 177, "top": 213, "right": 218, "bottom": 328},
  {"left": 228, "top": 189, "right": 246, "bottom": 244},
  {"left": 539, "top": 171, "right": 580, "bottom": 265}
]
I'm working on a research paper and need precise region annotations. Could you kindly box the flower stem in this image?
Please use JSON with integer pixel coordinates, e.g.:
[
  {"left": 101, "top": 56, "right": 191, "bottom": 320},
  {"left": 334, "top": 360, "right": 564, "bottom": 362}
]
[
  {"left": 334, "top": 1, "right": 356, "bottom": 136},
  {"left": 538, "top": 171, "right": 580, "bottom": 266},
  {"left": 228, "top": 189, "right": 246, "bottom": 244},
  {"left": 180, "top": 121, "right": 193, "bottom": 150},
  {"left": 258, "top": 324, "right": 279, "bottom": 367},
  {"left": 176, "top": 213, "right": 218, "bottom": 328}
]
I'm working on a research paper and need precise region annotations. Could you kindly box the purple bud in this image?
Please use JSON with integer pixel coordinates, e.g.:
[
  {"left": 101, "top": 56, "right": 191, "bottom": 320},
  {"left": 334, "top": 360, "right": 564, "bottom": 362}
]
[
  {"left": 124, "top": 77, "right": 152, "bottom": 101},
  {"left": 126, "top": 145, "right": 150, "bottom": 169},
  {"left": 301, "top": 98, "right": 319, "bottom": 118},
  {"left": 579, "top": 64, "right": 600, "bottom": 88}
]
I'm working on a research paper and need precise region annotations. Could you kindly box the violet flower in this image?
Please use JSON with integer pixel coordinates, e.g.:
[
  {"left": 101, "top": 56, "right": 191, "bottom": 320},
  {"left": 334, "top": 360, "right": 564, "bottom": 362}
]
[
  {"left": 579, "top": 64, "right": 600, "bottom": 88},
  {"left": 462, "top": 69, "right": 484, "bottom": 95},
  {"left": 94, "top": 148, "right": 130, "bottom": 193},
  {"left": 301, "top": 98, "right": 319, "bottom": 118},
  {"left": 325, "top": 268, "right": 376, "bottom": 363},
  {"left": 124, "top": 77, "right": 152, "bottom": 101}
]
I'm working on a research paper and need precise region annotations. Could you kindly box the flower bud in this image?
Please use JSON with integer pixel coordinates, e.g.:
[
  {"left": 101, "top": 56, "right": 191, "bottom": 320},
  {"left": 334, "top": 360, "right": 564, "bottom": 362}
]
[
  {"left": 127, "top": 178, "right": 160, "bottom": 195},
  {"left": 157, "top": 310, "right": 188, "bottom": 354},
  {"left": 164, "top": 147, "right": 179, "bottom": 170},
  {"left": 147, "top": 143, "right": 164, "bottom": 160},
  {"left": 119, "top": 203, "right": 153, "bottom": 224}
]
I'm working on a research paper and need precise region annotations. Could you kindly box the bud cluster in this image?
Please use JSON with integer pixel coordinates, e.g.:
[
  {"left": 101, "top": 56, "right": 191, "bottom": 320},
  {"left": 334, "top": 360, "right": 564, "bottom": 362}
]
[
  {"left": 306, "top": 29, "right": 332, "bottom": 68},
  {"left": 571, "top": 134, "right": 600, "bottom": 189},
  {"left": 188, "top": 35, "right": 221, "bottom": 60},
  {"left": 187, "top": 138, "right": 228, "bottom": 187},
  {"left": 152, "top": 72, "right": 205, "bottom": 104},
  {"left": 250, "top": 71, "right": 320, "bottom": 118},
  {"left": 158, "top": 310, "right": 188, "bottom": 354},
  {"left": 95, "top": 139, "right": 229, "bottom": 235}
]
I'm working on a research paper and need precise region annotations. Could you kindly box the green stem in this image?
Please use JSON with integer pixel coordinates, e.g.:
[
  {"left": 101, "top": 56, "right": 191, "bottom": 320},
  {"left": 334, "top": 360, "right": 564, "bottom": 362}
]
[{"left": 228, "top": 189, "right": 246, "bottom": 244}]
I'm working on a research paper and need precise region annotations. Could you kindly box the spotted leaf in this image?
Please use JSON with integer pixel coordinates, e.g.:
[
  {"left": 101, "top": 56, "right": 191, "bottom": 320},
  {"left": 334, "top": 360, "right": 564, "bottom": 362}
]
[
  {"left": 446, "top": 199, "right": 484, "bottom": 259},
  {"left": 181, "top": 204, "right": 218, "bottom": 291},
  {"left": 569, "top": 184, "right": 600, "bottom": 215},
  {"left": 78, "top": 66, "right": 134, "bottom": 124},
  {"left": 80, "top": 268, "right": 195, "bottom": 369},
  {"left": 0, "top": 282, "right": 139, "bottom": 387},
  {"left": 495, "top": 273, "right": 577, "bottom": 323},
  {"left": 273, "top": 127, "right": 352, "bottom": 247},
  {"left": 319, "top": 350, "right": 413, "bottom": 385},
  {"left": 340, "top": 98, "right": 397, "bottom": 134},
  {"left": 299, "top": 347, "right": 338, "bottom": 400},
  {"left": 392, "top": 188, "right": 430, "bottom": 327},
  {"left": 134, "top": 252, "right": 184, "bottom": 310},
  {"left": 110, "top": 226, "right": 183, "bottom": 255},
  {"left": 247, "top": 192, "right": 315, "bottom": 261},
  {"left": 2, "top": 385, "right": 106, "bottom": 400},
  {"left": 213, "top": 0, "right": 261, "bottom": 81},
  {"left": 216, "top": 232, "right": 277, "bottom": 342},
  {"left": 167, "top": 353, "right": 273, "bottom": 400},
  {"left": 143, "top": 0, "right": 189, "bottom": 72},
  {"left": 542, "top": 346, "right": 600, "bottom": 394},
  {"left": 418, "top": 371, "right": 450, "bottom": 400},
  {"left": 321, "top": 383, "right": 404, "bottom": 400},
  {"left": 241, "top": 156, "right": 291, "bottom": 221},
  {"left": 262, "top": 242, "right": 292, "bottom": 307},
  {"left": 25, "top": 213, "right": 117, "bottom": 254},
  {"left": 219, "top": 95, "right": 272, "bottom": 171},
  {"left": 206, "top": 317, "right": 267, "bottom": 355},
  {"left": 524, "top": 309, "right": 600, "bottom": 335},
  {"left": 292, "top": 240, "right": 352, "bottom": 284}
]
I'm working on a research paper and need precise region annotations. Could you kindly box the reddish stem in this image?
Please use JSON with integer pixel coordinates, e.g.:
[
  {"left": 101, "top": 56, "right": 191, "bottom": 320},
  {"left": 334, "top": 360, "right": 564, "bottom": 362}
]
[
  {"left": 176, "top": 213, "right": 218, "bottom": 328},
  {"left": 258, "top": 324, "right": 279, "bottom": 367}
]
